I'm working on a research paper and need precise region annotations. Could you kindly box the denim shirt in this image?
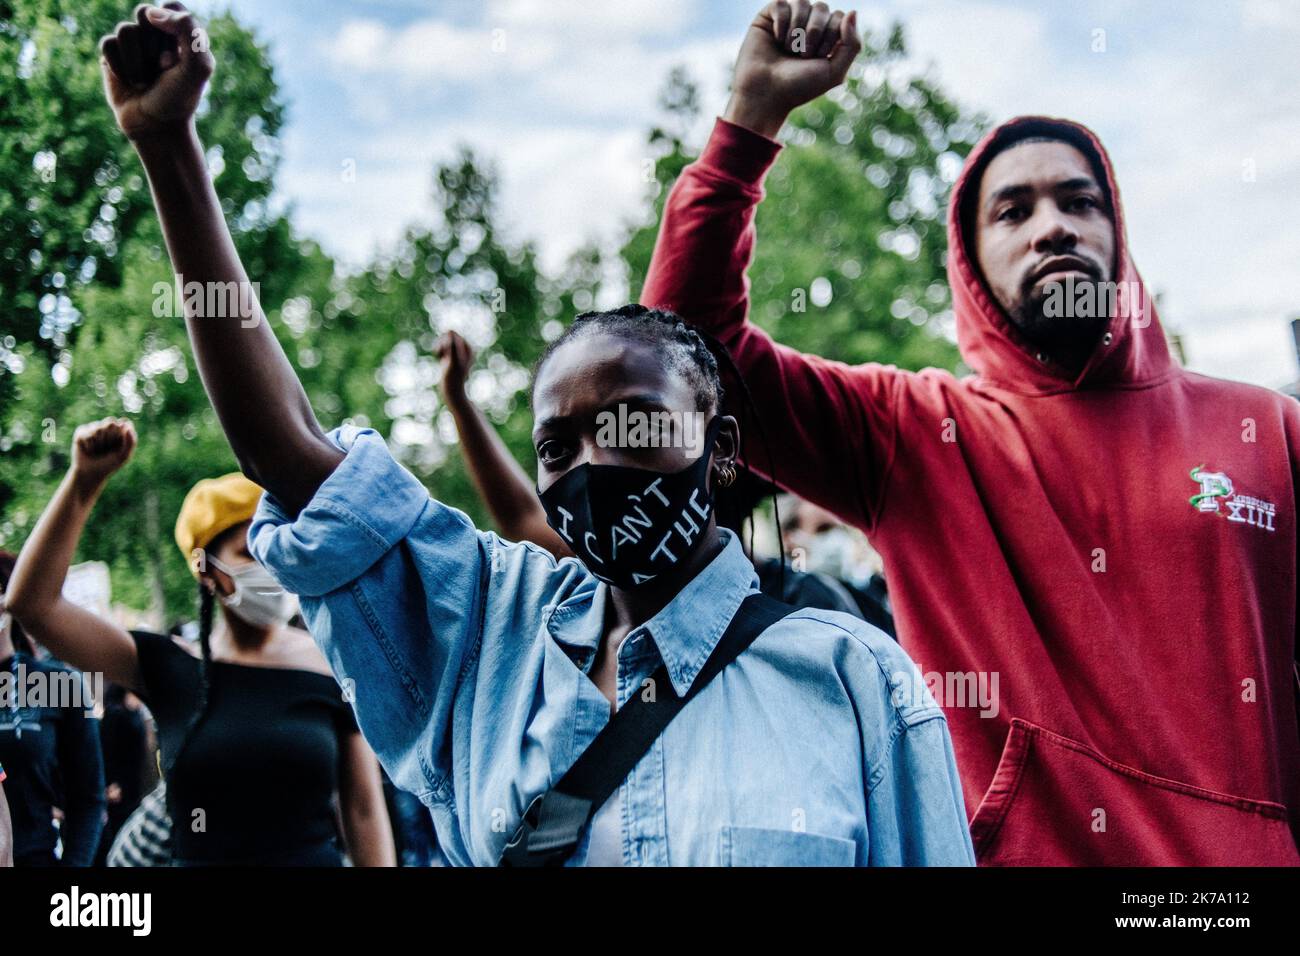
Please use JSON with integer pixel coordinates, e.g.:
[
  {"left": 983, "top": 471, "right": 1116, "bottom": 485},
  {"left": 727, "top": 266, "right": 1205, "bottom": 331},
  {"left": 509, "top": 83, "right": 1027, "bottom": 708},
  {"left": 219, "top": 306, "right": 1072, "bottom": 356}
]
[{"left": 250, "top": 426, "right": 975, "bottom": 866}]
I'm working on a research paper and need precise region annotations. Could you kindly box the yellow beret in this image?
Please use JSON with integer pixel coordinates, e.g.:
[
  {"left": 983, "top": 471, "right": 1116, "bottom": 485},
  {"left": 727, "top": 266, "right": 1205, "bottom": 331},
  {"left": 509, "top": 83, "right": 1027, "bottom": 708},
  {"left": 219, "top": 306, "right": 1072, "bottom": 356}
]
[{"left": 174, "top": 472, "right": 265, "bottom": 575}]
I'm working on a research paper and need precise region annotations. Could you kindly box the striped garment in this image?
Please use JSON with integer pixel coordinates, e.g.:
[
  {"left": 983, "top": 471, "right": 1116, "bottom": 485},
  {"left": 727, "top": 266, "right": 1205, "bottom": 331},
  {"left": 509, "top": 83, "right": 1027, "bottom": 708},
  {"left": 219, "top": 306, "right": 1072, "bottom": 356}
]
[{"left": 107, "top": 781, "right": 172, "bottom": 867}]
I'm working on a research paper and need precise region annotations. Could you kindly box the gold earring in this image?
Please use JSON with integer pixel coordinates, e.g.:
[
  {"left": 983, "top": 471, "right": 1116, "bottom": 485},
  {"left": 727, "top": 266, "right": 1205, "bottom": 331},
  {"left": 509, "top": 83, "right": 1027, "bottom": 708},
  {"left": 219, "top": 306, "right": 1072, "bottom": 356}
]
[{"left": 718, "top": 464, "right": 737, "bottom": 488}]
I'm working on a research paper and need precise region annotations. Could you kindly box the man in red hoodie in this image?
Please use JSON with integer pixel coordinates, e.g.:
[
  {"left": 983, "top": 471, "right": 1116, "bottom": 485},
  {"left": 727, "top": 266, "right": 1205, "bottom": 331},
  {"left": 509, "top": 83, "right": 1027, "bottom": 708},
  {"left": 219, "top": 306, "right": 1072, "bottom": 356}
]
[{"left": 643, "top": 1, "right": 1300, "bottom": 865}]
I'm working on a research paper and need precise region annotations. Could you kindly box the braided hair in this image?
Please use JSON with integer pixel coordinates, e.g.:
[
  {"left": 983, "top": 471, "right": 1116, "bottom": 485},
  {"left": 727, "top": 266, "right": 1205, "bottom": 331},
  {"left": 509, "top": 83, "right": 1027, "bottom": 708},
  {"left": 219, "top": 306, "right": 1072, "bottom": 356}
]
[
  {"left": 535, "top": 304, "right": 724, "bottom": 413},
  {"left": 533, "top": 303, "right": 785, "bottom": 575},
  {"left": 160, "top": 561, "right": 216, "bottom": 861}
]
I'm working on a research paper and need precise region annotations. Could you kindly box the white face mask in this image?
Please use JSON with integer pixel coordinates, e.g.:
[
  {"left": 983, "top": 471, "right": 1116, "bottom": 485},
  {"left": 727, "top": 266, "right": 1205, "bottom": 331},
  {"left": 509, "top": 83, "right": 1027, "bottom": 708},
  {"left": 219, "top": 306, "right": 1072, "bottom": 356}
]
[
  {"left": 799, "top": 527, "right": 861, "bottom": 582},
  {"left": 207, "top": 556, "right": 298, "bottom": 629}
]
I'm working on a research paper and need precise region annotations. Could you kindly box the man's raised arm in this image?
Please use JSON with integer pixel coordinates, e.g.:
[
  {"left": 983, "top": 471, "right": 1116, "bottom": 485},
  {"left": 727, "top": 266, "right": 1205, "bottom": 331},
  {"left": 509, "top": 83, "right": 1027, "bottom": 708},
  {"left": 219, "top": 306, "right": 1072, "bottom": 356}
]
[
  {"left": 644, "top": 2, "right": 860, "bottom": 330},
  {"left": 100, "top": 3, "right": 341, "bottom": 517},
  {"left": 643, "top": 4, "right": 906, "bottom": 531}
]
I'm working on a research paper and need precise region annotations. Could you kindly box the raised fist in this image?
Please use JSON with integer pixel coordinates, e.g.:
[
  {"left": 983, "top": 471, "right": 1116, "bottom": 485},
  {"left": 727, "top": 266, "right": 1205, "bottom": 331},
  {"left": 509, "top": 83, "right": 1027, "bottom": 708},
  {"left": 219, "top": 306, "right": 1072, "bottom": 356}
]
[
  {"left": 71, "top": 418, "right": 138, "bottom": 487},
  {"left": 726, "top": 2, "right": 861, "bottom": 138},
  {"left": 99, "top": 2, "right": 214, "bottom": 141},
  {"left": 436, "top": 330, "right": 475, "bottom": 398}
]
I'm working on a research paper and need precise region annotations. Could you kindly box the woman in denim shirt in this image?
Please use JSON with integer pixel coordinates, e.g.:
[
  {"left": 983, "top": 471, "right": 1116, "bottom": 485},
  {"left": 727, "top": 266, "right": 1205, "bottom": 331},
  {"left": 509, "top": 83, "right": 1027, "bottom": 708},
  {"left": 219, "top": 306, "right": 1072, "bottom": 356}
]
[{"left": 98, "top": 2, "right": 976, "bottom": 867}]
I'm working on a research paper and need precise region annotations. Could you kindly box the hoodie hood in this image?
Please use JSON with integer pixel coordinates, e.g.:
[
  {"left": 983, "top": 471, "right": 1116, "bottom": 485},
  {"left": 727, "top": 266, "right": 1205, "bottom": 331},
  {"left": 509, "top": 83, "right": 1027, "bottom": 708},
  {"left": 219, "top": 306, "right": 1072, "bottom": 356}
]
[{"left": 947, "top": 116, "right": 1175, "bottom": 395}]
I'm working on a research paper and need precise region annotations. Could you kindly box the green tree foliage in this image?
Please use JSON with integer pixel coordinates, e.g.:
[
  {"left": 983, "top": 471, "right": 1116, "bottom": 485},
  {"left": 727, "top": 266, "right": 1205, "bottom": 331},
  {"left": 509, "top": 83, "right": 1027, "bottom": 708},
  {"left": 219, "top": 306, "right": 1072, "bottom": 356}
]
[{"left": 310, "top": 149, "right": 605, "bottom": 527}]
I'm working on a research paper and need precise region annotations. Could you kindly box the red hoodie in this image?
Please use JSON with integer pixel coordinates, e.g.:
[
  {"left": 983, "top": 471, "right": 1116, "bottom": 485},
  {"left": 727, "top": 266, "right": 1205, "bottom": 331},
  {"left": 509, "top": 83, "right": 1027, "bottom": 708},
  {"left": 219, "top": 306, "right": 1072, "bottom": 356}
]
[{"left": 642, "top": 115, "right": 1300, "bottom": 865}]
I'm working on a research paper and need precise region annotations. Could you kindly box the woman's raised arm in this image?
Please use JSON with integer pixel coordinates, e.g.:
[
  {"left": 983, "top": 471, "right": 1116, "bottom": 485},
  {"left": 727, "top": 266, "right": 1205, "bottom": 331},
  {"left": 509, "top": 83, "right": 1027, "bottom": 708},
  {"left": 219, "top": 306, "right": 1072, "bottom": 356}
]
[
  {"left": 5, "top": 419, "right": 142, "bottom": 690},
  {"left": 100, "top": 3, "right": 342, "bottom": 516}
]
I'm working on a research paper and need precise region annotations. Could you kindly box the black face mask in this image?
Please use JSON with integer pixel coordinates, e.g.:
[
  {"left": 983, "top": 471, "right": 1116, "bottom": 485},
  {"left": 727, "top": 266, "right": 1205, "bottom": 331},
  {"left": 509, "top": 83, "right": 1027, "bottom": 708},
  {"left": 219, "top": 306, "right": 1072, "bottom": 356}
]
[{"left": 537, "top": 417, "right": 722, "bottom": 589}]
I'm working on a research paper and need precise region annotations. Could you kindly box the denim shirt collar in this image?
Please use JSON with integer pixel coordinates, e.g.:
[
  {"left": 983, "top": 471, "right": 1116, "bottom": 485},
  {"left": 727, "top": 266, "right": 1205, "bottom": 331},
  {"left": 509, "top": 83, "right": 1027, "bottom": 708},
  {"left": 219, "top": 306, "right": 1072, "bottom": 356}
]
[{"left": 545, "top": 530, "right": 758, "bottom": 697}]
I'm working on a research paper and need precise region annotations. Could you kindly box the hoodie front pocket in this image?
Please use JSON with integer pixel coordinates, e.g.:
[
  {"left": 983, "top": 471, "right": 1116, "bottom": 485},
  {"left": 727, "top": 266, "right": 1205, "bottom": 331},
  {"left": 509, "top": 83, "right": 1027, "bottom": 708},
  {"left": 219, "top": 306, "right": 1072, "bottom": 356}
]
[
  {"left": 969, "top": 718, "right": 1300, "bottom": 866},
  {"left": 718, "top": 826, "right": 857, "bottom": 867}
]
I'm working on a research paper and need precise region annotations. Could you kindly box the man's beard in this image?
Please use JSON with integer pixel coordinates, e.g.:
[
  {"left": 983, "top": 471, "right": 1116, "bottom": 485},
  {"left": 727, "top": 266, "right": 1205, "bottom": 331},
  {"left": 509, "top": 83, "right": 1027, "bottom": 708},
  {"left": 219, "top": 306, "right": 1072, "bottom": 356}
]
[{"left": 1010, "top": 271, "right": 1110, "bottom": 363}]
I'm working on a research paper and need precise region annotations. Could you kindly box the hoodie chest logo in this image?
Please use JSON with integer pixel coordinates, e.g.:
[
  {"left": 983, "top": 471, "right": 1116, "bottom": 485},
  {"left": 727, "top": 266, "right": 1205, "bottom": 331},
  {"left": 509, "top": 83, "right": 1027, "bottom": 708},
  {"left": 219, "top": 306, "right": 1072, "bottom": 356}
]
[{"left": 1188, "top": 465, "right": 1277, "bottom": 532}]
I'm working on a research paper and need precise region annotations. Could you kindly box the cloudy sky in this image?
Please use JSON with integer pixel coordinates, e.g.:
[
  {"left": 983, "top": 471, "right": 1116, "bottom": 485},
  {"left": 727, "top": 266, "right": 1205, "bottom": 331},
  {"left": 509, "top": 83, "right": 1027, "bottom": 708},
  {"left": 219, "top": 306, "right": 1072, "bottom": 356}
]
[{"left": 204, "top": 0, "right": 1300, "bottom": 388}]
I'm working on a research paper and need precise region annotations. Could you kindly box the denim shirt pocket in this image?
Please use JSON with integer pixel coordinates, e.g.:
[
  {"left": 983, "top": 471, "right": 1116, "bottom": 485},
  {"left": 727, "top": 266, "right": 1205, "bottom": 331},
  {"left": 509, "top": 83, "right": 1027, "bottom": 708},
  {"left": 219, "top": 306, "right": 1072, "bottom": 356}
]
[{"left": 718, "top": 826, "right": 857, "bottom": 867}]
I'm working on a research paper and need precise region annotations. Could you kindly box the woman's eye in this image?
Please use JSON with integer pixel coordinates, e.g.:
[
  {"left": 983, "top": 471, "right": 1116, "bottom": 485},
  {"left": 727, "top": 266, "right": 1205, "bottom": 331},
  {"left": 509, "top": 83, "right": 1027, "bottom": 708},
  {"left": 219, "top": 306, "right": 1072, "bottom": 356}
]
[
  {"left": 1068, "top": 196, "right": 1098, "bottom": 212},
  {"left": 536, "top": 441, "right": 570, "bottom": 465},
  {"left": 998, "top": 206, "right": 1025, "bottom": 222}
]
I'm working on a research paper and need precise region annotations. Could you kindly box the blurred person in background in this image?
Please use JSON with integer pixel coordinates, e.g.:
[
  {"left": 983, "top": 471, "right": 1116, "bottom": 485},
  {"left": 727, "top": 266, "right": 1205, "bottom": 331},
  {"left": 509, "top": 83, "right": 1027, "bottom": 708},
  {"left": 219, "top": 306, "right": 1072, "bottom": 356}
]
[
  {"left": 5, "top": 418, "right": 395, "bottom": 866},
  {"left": 381, "top": 773, "right": 439, "bottom": 867},
  {"left": 0, "top": 554, "right": 106, "bottom": 866},
  {"left": 94, "top": 680, "right": 155, "bottom": 865},
  {"left": 779, "top": 497, "right": 894, "bottom": 637}
]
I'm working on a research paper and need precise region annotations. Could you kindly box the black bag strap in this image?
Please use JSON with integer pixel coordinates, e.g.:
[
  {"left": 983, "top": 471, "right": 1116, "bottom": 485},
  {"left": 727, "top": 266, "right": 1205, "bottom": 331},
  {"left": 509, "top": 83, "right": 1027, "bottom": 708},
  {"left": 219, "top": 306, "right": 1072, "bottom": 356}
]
[{"left": 499, "top": 590, "right": 795, "bottom": 866}]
